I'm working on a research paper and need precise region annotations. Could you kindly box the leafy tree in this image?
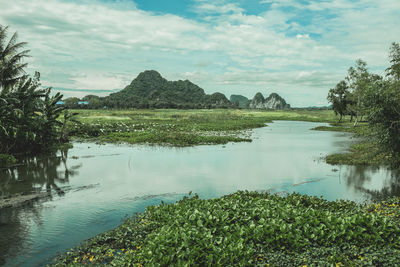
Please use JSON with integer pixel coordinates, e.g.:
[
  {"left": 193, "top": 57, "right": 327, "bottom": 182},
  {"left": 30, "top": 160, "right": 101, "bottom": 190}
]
[
  {"left": 60, "top": 110, "right": 80, "bottom": 142},
  {"left": 0, "top": 26, "right": 30, "bottom": 91},
  {"left": 333, "top": 42, "right": 400, "bottom": 167},
  {"left": 327, "top": 80, "right": 349, "bottom": 122},
  {"left": 63, "top": 97, "right": 80, "bottom": 109},
  {"left": 364, "top": 79, "right": 400, "bottom": 165},
  {"left": 362, "top": 43, "right": 400, "bottom": 166},
  {"left": 346, "top": 59, "right": 376, "bottom": 126},
  {"left": 386, "top": 42, "right": 400, "bottom": 81}
]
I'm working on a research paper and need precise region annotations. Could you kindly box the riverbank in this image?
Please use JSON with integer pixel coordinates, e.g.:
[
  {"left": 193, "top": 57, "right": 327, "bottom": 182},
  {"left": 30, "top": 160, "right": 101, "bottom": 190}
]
[
  {"left": 51, "top": 191, "right": 400, "bottom": 266},
  {"left": 312, "top": 123, "right": 392, "bottom": 167}
]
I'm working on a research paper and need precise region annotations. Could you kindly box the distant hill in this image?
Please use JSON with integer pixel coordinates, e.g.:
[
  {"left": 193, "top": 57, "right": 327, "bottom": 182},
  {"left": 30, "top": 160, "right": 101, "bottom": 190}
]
[
  {"left": 230, "top": 95, "right": 250, "bottom": 108},
  {"left": 249, "top": 92, "right": 290, "bottom": 110},
  {"left": 103, "top": 70, "right": 232, "bottom": 109},
  {"left": 65, "top": 70, "right": 291, "bottom": 110}
]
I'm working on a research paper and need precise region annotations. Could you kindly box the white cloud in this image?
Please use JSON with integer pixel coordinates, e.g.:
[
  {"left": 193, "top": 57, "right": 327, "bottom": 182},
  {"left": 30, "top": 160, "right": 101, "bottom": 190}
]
[
  {"left": 0, "top": 0, "right": 399, "bottom": 106},
  {"left": 194, "top": 3, "right": 244, "bottom": 14}
]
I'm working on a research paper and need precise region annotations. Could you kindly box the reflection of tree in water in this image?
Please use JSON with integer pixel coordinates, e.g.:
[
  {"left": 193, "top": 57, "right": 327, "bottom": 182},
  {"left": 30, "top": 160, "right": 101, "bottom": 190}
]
[
  {"left": 0, "top": 147, "right": 81, "bottom": 198},
  {"left": 0, "top": 147, "right": 81, "bottom": 264},
  {"left": 0, "top": 202, "right": 43, "bottom": 265},
  {"left": 344, "top": 166, "right": 400, "bottom": 201}
]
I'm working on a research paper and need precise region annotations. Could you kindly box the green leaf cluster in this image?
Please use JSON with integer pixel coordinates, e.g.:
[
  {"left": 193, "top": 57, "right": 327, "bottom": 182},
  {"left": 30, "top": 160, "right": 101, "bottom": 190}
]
[
  {"left": 0, "top": 153, "right": 16, "bottom": 167},
  {"left": 53, "top": 192, "right": 400, "bottom": 266}
]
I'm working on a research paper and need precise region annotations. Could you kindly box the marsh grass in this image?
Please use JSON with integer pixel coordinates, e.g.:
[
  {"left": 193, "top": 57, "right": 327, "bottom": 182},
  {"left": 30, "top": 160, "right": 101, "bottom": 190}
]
[
  {"left": 66, "top": 108, "right": 396, "bottom": 166},
  {"left": 66, "top": 109, "right": 337, "bottom": 146}
]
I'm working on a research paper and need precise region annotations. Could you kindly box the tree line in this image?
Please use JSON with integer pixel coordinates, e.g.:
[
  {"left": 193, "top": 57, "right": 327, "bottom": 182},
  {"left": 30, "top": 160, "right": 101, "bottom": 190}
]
[
  {"left": 62, "top": 93, "right": 233, "bottom": 110},
  {"left": 328, "top": 42, "right": 400, "bottom": 166}
]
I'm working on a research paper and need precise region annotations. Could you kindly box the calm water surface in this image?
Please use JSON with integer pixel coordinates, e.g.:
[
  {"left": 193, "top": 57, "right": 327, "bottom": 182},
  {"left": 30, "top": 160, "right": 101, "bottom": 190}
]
[{"left": 1, "top": 121, "right": 399, "bottom": 266}]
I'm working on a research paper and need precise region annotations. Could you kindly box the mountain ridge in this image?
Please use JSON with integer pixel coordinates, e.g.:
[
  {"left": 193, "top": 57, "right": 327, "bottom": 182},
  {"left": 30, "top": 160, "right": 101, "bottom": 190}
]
[
  {"left": 67, "top": 70, "right": 291, "bottom": 109},
  {"left": 104, "top": 70, "right": 231, "bottom": 108}
]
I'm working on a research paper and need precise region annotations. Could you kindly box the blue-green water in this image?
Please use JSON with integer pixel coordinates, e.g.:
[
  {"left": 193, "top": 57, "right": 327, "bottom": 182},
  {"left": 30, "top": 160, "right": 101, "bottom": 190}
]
[{"left": 0, "top": 121, "right": 399, "bottom": 266}]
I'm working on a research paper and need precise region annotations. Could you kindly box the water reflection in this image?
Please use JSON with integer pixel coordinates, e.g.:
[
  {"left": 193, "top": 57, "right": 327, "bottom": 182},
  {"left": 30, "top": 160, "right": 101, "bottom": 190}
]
[
  {"left": 0, "top": 148, "right": 81, "bottom": 198},
  {"left": 0, "top": 147, "right": 81, "bottom": 265},
  {"left": 345, "top": 166, "right": 400, "bottom": 201}
]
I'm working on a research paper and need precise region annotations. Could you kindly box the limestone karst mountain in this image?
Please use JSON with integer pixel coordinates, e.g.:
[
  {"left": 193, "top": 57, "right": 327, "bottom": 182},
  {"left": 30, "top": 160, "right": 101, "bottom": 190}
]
[{"left": 249, "top": 92, "right": 290, "bottom": 109}]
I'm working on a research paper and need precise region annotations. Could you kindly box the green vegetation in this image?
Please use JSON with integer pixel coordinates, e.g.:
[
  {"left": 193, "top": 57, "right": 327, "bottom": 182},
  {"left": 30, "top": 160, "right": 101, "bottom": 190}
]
[
  {"left": 229, "top": 94, "right": 249, "bottom": 108},
  {"left": 327, "top": 42, "right": 400, "bottom": 168},
  {"left": 327, "top": 80, "right": 349, "bottom": 123},
  {"left": 326, "top": 142, "right": 389, "bottom": 166},
  {"left": 66, "top": 109, "right": 337, "bottom": 146},
  {"left": 67, "top": 109, "right": 397, "bottom": 168},
  {"left": 52, "top": 191, "right": 400, "bottom": 266},
  {"left": 0, "top": 25, "right": 66, "bottom": 156},
  {"left": 0, "top": 154, "right": 16, "bottom": 167},
  {"left": 312, "top": 122, "right": 391, "bottom": 166}
]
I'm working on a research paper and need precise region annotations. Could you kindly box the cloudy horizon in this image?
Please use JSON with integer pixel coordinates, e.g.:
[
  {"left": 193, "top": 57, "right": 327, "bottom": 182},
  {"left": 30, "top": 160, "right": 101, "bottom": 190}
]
[{"left": 1, "top": 0, "right": 399, "bottom": 107}]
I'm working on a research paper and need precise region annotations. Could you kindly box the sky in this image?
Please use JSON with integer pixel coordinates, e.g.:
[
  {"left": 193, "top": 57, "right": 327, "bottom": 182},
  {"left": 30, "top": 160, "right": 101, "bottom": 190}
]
[{"left": 0, "top": 0, "right": 399, "bottom": 107}]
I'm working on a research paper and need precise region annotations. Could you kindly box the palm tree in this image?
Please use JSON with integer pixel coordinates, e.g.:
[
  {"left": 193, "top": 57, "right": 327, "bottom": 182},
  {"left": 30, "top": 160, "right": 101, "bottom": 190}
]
[
  {"left": 0, "top": 25, "right": 66, "bottom": 156},
  {"left": 0, "top": 25, "right": 30, "bottom": 92}
]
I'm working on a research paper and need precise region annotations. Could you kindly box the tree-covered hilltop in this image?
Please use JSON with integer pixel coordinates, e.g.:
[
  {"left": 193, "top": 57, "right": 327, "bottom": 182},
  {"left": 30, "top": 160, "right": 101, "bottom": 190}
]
[{"left": 101, "top": 70, "right": 232, "bottom": 109}]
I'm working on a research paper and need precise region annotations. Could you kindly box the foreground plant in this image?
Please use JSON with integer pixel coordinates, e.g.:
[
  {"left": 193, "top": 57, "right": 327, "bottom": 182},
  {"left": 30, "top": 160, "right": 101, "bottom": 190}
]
[{"left": 52, "top": 191, "right": 400, "bottom": 266}]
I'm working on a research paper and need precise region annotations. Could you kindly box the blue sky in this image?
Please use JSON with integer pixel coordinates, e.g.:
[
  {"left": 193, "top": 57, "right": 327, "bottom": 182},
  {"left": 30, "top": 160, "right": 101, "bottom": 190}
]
[{"left": 1, "top": 0, "right": 399, "bottom": 106}]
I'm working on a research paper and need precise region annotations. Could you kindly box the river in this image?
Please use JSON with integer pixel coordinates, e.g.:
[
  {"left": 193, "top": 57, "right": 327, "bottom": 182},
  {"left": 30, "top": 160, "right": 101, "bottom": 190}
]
[{"left": 1, "top": 121, "right": 399, "bottom": 266}]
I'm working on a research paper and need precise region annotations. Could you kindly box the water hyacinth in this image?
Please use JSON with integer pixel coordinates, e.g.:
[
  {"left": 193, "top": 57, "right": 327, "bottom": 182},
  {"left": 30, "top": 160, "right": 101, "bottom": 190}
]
[{"left": 52, "top": 192, "right": 400, "bottom": 266}]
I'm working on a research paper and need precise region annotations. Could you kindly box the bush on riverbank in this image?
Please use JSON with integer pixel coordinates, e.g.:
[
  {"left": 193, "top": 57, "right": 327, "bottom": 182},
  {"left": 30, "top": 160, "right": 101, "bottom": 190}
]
[{"left": 52, "top": 191, "right": 400, "bottom": 266}]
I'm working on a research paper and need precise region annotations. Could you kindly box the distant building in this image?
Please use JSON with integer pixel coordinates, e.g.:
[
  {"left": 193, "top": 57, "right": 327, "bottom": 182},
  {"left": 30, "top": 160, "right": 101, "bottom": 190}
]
[
  {"left": 56, "top": 101, "right": 64, "bottom": 105},
  {"left": 78, "top": 101, "right": 89, "bottom": 105}
]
